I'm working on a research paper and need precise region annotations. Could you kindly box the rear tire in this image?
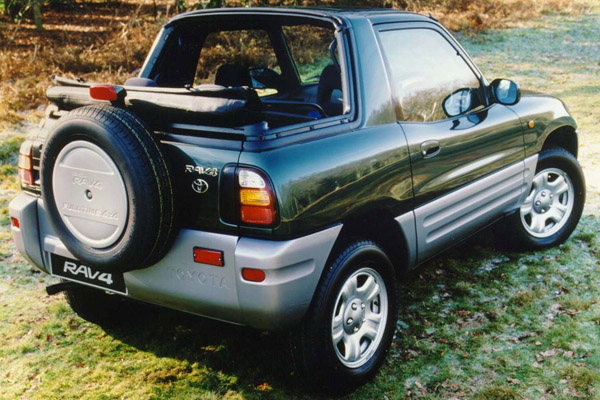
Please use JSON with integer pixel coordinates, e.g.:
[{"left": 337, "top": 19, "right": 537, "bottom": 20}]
[
  {"left": 64, "top": 282, "right": 135, "bottom": 327},
  {"left": 290, "top": 240, "right": 398, "bottom": 393}
]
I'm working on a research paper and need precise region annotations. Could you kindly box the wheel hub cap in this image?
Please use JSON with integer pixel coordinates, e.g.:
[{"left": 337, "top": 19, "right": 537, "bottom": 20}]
[
  {"left": 520, "top": 167, "right": 574, "bottom": 238},
  {"left": 343, "top": 300, "right": 366, "bottom": 333},
  {"left": 532, "top": 190, "right": 553, "bottom": 213},
  {"left": 53, "top": 141, "right": 128, "bottom": 248},
  {"left": 331, "top": 267, "right": 388, "bottom": 368}
]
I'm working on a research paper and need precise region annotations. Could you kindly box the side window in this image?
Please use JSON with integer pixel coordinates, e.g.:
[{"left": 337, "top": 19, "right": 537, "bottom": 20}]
[
  {"left": 282, "top": 25, "right": 335, "bottom": 84},
  {"left": 378, "top": 28, "right": 482, "bottom": 122}
]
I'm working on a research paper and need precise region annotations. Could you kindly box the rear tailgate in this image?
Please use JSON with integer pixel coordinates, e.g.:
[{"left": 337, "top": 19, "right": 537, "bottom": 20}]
[{"left": 160, "top": 136, "right": 241, "bottom": 234}]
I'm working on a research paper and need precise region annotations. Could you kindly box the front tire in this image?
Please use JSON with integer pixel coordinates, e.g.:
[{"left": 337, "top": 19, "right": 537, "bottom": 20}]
[
  {"left": 291, "top": 240, "right": 398, "bottom": 393},
  {"left": 508, "top": 147, "right": 585, "bottom": 249}
]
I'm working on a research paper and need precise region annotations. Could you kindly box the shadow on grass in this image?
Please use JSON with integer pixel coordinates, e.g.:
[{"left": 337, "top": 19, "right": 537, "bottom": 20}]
[
  {"left": 98, "top": 300, "right": 304, "bottom": 397},
  {"left": 89, "top": 222, "right": 513, "bottom": 398}
]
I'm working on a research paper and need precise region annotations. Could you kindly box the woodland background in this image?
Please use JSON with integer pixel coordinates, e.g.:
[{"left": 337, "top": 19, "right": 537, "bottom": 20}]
[{"left": 1, "top": 0, "right": 599, "bottom": 399}]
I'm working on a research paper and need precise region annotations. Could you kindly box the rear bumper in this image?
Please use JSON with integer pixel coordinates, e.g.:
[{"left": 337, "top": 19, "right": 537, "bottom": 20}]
[{"left": 9, "top": 192, "right": 341, "bottom": 330}]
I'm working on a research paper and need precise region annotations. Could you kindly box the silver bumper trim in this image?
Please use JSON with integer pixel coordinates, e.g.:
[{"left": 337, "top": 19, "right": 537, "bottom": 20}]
[{"left": 9, "top": 192, "right": 342, "bottom": 330}]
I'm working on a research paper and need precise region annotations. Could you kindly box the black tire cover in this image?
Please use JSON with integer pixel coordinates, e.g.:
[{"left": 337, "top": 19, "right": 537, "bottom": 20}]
[{"left": 41, "top": 105, "right": 175, "bottom": 273}]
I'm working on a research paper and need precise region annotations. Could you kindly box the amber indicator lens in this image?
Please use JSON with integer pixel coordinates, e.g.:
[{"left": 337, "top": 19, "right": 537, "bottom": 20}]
[
  {"left": 240, "top": 189, "right": 271, "bottom": 206},
  {"left": 193, "top": 247, "right": 224, "bottom": 267},
  {"left": 242, "top": 268, "right": 266, "bottom": 282},
  {"left": 17, "top": 154, "right": 31, "bottom": 170}
]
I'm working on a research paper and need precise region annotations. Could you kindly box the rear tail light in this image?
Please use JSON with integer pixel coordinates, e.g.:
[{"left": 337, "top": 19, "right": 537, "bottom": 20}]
[
  {"left": 11, "top": 217, "right": 20, "bottom": 229},
  {"left": 237, "top": 168, "right": 277, "bottom": 226},
  {"left": 18, "top": 140, "right": 34, "bottom": 186}
]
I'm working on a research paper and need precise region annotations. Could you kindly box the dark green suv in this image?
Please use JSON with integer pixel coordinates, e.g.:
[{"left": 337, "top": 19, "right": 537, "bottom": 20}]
[{"left": 10, "top": 7, "right": 585, "bottom": 391}]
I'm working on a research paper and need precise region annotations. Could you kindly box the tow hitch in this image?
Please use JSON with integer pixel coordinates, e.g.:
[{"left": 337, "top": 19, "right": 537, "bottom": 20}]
[{"left": 46, "top": 281, "right": 80, "bottom": 296}]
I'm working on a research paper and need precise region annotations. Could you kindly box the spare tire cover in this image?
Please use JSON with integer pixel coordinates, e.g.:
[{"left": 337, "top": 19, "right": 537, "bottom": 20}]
[{"left": 41, "top": 105, "right": 175, "bottom": 273}]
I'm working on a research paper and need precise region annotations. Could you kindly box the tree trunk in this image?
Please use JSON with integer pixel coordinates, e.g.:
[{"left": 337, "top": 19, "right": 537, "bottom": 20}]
[{"left": 33, "top": 0, "right": 42, "bottom": 30}]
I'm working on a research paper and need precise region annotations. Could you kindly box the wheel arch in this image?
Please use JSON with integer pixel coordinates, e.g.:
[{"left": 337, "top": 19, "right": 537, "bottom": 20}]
[
  {"left": 542, "top": 125, "right": 578, "bottom": 158},
  {"left": 327, "top": 210, "right": 415, "bottom": 278}
]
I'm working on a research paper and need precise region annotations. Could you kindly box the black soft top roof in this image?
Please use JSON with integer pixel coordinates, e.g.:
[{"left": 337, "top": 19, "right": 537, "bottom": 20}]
[{"left": 165, "top": 6, "right": 428, "bottom": 28}]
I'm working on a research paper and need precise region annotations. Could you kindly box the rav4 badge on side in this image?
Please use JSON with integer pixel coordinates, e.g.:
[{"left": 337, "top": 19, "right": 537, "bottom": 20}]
[{"left": 185, "top": 164, "right": 218, "bottom": 177}]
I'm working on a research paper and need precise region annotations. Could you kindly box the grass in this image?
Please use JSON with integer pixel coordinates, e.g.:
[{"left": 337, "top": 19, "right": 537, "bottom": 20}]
[{"left": 1, "top": 1, "right": 600, "bottom": 399}]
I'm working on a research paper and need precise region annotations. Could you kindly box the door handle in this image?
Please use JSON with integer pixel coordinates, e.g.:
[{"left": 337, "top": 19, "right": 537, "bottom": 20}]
[{"left": 420, "top": 140, "right": 441, "bottom": 158}]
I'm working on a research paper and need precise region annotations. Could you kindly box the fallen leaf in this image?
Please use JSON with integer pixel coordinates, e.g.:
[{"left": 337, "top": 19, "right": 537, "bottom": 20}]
[
  {"left": 540, "top": 349, "right": 557, "bottom": 357},
  {"left": 564, "top": 350, "right": 575, "bottom": 358},
  {"left": 532, "top": 362, "right": 543, "bottom": 369},
  {"left": 507, "top": 377, "right": 520, "bottom": 384},
  {"left": 257, "top": 382, "right": 272, "bottom": 391},
  {"left": 518, "top": 331, "right": 536, "bottom": 340}
]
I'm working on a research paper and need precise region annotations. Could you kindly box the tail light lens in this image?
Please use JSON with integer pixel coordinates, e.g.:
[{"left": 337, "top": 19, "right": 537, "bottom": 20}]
[
  {"left": 18, "top": 140, "right": 34, "bottom": 186},
  {"left": 237, "top": 168, "right": 277, "bottom": 226}
]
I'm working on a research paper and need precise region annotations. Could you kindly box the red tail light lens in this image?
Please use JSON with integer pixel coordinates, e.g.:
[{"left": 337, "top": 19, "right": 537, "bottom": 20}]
[
  {"left": 18, "top": 140, "right": 34, "bottom": 186},
  {"left": 237, "top": 168, "right": 277, "bottom": 226},
  {"left": 240, "top": 205, "right": 275, "bottom": 225},
  {"left": 11, "top": 217, "right": 20, "bottom": 229}
]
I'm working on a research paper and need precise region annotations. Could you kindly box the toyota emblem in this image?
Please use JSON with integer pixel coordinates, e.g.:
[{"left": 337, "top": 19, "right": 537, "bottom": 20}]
[{"left": 192, "top": 179, "right": 209, "bottom": 194}]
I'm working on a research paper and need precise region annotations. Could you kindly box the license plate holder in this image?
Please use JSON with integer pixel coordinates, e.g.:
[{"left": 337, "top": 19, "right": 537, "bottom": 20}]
[{"left": 50, "top": 254, "right": 128, "bottom": 295}]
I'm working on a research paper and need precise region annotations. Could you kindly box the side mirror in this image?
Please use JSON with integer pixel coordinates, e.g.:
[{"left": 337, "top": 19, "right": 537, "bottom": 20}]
[
  {"left": 249, "top": 67, "right": 282, "bottom": 90},
  {"left": 443, "top": 88, "right": 474, "bottom": 118},
  {"left": 490, "top": 78, "right": 520, "bottom": 105}
]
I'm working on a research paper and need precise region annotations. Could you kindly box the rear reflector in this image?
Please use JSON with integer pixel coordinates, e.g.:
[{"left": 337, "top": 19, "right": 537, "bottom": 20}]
[
  {"left": 193, "top": 247, "right": 224, "bottom": 267},
  {"left": 90, "top": 85, "right": 118, "bottom": 101},
  {"left": 11, "top": 217, "right": 20, "bottom": 229},
  {"left": 242, "top": 268, "right": 265, "bottom": 282}
]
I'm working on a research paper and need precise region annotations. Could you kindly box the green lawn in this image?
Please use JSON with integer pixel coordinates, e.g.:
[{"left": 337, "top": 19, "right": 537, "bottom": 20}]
[{"left": 1, "top": 6, "right": 599, "bottom": 399}]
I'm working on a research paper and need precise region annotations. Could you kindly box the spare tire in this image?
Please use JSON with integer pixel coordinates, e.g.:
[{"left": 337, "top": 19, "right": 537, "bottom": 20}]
[{"left": 41, "top": 105, "right": 175, "bottom": 273}]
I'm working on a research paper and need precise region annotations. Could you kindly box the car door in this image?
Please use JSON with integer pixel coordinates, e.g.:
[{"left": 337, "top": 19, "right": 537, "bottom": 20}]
[{"left": 376, "top": 23, "right": 526, "bottom": 263}]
